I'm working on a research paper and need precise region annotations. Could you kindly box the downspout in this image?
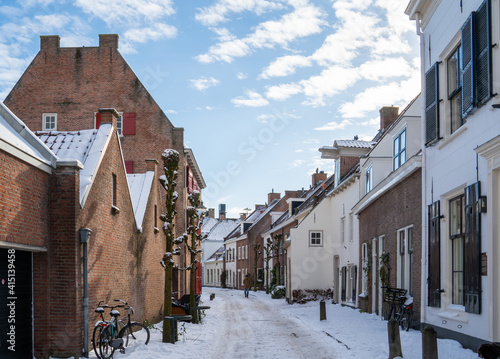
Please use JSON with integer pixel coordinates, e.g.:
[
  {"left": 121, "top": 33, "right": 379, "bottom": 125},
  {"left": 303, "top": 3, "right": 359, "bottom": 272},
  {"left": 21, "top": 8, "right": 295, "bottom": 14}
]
[
  {"left": 79, "top": 228, "right": 92, "bottom": 358},
  {"left": 415, "top": 11, "right": 428, "bottom": 329}
]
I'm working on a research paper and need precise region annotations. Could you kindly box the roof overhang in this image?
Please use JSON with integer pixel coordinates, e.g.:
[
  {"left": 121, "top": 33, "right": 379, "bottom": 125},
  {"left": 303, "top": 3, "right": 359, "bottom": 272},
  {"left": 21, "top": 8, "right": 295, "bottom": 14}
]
[{"left": 185, "top": 147, "right": 206, "bottom": 189}]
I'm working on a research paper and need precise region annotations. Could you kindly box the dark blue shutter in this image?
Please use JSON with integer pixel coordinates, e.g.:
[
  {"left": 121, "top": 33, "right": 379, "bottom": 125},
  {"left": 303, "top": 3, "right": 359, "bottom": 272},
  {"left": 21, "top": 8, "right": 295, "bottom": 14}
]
[
  {"left": 475, "top": 0, "right": 491, "bottom": 107},
  {"left": 425, "top": 63, "right": 439, "bottom": 145},
  {"left": 462, "top": 14, "right": 474, "bottom": 118},
  {"left": 341, "top": 266, "right": 347, "bottom": 302},
  {"left": 428, "top": 201, "right": 441, "bottom": 307},
  {"left": 464, "top": 182, "right": 481, "bottom": 314}
]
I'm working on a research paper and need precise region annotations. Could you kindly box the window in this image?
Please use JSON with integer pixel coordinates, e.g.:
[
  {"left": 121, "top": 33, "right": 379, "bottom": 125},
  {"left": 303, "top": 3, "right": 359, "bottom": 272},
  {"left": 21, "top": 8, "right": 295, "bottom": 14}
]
[
  {"left": 361, "top": 243, "right": 369, "bottom": 295},
  {"left": 341, "top": 217, "right": 345, "bottom": 244},
  {"left": 393, "top": 129, "right": 406, "bottom": 170},
  {"left": 42, "top": 113, "right": 57, "bottom": 130},
  {"left": 94, "top": 112, "right": 126, "bottom": 135},
  {"left": 450, "top": 195, "right": 465, "bottom": 305},
  {"left": 366, "top": 166, "right": 373, "bottom": 193},
  {"left": 428, "top": 201, "right": 441, "bottom": 307},
  {"left": 112, "top": 173, "right": 117, "bottom": 207},
  {"left": 349, "top": 265, "right": 357, "bottom": 302},
  {"left": 448, "top": 46, "right": 463, "bottom": 133},
  {"left": 246, "top": 245, "right": 248, "bottom": 259},
  {"left": 309, "top": 231, "right": 322, "bottom": 246},
  {"left": 238, "top": 247, "right": 241, "bottom": 260},
  {"left": 349, "top": 213, "right": 354, "bottom": 242}
]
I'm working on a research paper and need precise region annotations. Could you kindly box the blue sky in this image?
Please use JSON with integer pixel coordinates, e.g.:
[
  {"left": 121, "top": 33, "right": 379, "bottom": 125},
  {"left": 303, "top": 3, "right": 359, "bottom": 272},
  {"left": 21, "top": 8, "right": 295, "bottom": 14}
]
[{"left": 0, "top": 0, "right": 420, "bottom": 218}]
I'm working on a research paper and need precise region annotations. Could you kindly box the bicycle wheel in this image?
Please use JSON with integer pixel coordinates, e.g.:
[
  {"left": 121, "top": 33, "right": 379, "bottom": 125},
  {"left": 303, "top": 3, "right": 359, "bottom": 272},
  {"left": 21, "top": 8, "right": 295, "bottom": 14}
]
[
  {"left": 92, "top": 325, "right": 105, "bottom": 359},
  {"left": 401, "top": 308, "right": 413, "bottom": 331},
  {"left": 119, "top": 322, "right": 150, "bottom": 348},
  {"left": 98, "top": 326, "right": 116, "bottom": 359}
]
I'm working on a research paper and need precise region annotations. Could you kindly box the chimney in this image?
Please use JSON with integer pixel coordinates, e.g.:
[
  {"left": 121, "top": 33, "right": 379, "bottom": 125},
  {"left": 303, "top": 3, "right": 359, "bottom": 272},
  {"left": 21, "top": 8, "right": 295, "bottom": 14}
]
[
  {"left": 40, "top": 35, "right": 60, "bottom": 51},
  {"left": 268, "top": 189, "right": 281, "bottom": 204},
  {"left": 240, "top": 213, "right": 247, "bottom": 220},
  {"left": 208, "top": 208, "right": 215, "bottom": 218},
  {"left": 98, "top": 108, "right": 119, "bottom": 130},
  {"left": 99, "top": 34, "right": 119, "bottom": 49},
  {"left": 146, "top": 159, "right": 158, "bottom": 172},
  {"left": 379, "top": 106, "right": 399, "bottom": 130},
  {"left": 312, "top": 169, "right": 327, "bottom": 186},
  {"left": 218, "top": 204, "right": 226, "bottom": 220},
  {"left": 255, "top": 204, "right": 264, "bottom": 210}
]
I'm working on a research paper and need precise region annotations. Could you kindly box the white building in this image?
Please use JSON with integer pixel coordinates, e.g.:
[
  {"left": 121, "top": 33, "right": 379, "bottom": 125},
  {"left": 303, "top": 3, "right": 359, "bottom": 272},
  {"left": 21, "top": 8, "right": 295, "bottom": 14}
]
[{"left": 407, "top": 0, "right": 500, "bottom": 348}]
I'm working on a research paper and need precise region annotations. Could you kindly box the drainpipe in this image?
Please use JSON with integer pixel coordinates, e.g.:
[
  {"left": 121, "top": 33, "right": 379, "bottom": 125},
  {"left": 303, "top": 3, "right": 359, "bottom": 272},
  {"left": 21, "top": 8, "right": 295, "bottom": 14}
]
[
  {"left": 415, "top": 11, "right": 427, "bottom": 329},
  {"left": 79, "top": 228, "right": 92, "bottom": 358}
]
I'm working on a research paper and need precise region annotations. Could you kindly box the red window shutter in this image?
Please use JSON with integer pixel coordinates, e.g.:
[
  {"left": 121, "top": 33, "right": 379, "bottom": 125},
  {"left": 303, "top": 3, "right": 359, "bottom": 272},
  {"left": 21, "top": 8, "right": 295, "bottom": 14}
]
[
  {"left": 122, "top": 112, "right": 136, "bottom": 135},
  {"left": 125, "top": 161, "right": 134, "bottom": 174},
  {"left": 95, "top": 113, "right": 101, "bottom": 129}
]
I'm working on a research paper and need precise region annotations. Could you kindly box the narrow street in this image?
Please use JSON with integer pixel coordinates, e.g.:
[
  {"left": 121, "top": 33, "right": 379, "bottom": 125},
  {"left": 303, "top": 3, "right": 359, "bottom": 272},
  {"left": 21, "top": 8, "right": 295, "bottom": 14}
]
[{"left": 206, "top": 289, "right": 338, "bottom": 359}]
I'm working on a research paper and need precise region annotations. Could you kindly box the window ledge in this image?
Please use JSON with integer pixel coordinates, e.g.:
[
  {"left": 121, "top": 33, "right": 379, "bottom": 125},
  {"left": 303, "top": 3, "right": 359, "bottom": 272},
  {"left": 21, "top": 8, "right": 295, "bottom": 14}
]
[
  {"left": 154, "top": 227, "right": 160, "bottom": 234},
  {"left": 438, "top": 306, "right": 468, "bottom": 323},
  {"left": 437, "top": 124, "right": 468, "bottom": 150},
  {"left": 111, "top": 205, "right": 121, "bottom": 215}
]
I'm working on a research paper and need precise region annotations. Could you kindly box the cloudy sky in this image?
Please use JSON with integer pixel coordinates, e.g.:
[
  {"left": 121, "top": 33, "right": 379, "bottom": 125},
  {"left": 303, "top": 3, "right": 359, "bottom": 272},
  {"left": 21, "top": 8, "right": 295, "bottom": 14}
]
[{"left": 0, "top": 0, "right": 420, "bottom": 218}]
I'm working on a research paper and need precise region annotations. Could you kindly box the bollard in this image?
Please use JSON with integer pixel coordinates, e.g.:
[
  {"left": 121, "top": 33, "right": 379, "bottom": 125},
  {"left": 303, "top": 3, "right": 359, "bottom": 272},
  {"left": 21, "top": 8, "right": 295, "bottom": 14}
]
[
  {"left": 422, "top": 326, "right": 438, "bottom": 359},
  {"left": 320, "top": 300, "right": 327, "bottom": 321},
  {"left": 210, "top": 293, "right": 215, "bottom": 301},
  {"left": 387, "top": 319, "right": 403, "bottom": 359}
]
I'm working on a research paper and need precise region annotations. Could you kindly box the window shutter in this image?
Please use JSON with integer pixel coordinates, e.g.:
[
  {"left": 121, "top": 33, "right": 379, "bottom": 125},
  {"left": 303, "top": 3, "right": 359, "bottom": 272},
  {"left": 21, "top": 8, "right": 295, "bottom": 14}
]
[
  {"left": 474, "top": 0, "right": 491, "bottom": 107},
  {"left": 95, "top": 112, "right": 101, "bottom": 129},
  {"left": 352, "top": 265, "right": 357, "bottom": 300},
  {"left": 462, "top": 14, "right": 474, "bottom": 118},
  {"left": 428, "top": 201, "right": 441, "bottom": 307},
  {"left": 341, "top": 267, "right": 347, "bottom": 302},
  {"left": 425, "top": 63, "right": 439, "bottom": 145},
  {"left": 124, "top": 161, "right": 134, "bottom": 174},
  {"left": 122, "top": 112, "right": 136, "bottom": 135},
  {"left": 464, "top": 182, "right": 481, "bottom": 314}
]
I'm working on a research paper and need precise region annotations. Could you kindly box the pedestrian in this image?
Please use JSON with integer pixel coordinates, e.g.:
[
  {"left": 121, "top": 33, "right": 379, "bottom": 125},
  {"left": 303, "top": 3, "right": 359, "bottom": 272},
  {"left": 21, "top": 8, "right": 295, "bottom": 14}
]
[
  {"left": 243, "top": 274, "right": 251, "bottom": 298},
  {"left": 478, "top": 343, "right": 500, "bottom": 358}
]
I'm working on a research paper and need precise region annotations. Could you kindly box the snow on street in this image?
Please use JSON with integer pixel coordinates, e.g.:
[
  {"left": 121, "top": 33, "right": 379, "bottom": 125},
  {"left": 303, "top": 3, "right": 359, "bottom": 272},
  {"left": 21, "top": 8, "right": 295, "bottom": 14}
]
[{"left": 75, "top": 287, "right": 478, "bottom": 359}]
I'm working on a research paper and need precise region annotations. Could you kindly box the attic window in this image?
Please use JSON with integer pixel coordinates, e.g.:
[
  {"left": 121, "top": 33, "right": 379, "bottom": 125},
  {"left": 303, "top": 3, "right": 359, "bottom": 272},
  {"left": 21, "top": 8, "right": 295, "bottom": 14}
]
[
  {"left": 309, "top": 231, "right": 323, "bottom": 247},
  {"left": 42, "top": 113, "right": 57, "bottom": 130}
]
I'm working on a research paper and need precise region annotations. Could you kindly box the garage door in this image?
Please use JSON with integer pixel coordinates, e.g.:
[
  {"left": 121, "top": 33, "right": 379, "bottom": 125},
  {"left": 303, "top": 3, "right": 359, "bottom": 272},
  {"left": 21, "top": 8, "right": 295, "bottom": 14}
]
[{"left": 0, "top": 248, "right": 32, "bottom": 358}]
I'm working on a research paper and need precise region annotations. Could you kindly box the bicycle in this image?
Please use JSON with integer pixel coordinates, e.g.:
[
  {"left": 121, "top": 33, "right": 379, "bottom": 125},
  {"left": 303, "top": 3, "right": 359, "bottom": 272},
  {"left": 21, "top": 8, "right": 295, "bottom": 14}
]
[
  {"left": 92, "top": 301, "right": 110, "bottom": 359},
  {"left": 394, "top": 296, "right": 413, "bottom": 331},
  {"left": 98, "top": 303, "right": 126, "bottom": 359},
  {"left": 114, "top": 299, "right": 150, "bottom": 349}
]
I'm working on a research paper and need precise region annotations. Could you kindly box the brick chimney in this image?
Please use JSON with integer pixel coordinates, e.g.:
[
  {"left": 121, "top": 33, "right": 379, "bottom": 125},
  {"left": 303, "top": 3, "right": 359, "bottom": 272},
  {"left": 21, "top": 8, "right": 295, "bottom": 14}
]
[
  {"left": 98, "top": 108, "right": 119, "bottom": 130},
  {"left": 40, "top": 35, "right": 60, "bottom": 51},
  {"left": 240, "top": 213, "right": 247, "bottom": 220},
  {"left": 146, "top": 159, "right": 158, "bottom": 172},
  {"left": 208, "top": 208, "right": 215, "bottom": 218},
  {"left": 312, "top": 169, "right": 327, "bottom": 186},
  {"left": 268, "top": 190, "right": 281, "bottom": 204},
  {"left": 99, "top": 34, "right": 119, "bottom": 49},
  {"left": 380, "top": 106, "right": 399, "bottom": 130}
]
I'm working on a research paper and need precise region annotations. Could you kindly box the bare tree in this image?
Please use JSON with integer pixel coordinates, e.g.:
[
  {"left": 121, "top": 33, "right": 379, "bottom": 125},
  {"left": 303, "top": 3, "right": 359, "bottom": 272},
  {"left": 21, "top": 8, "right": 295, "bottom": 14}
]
[
  {"left": 159, "top": 149, "right": 181, "bottom": 343},
  {"left": 263, "top": 238, "right": 273, "bottom": 293},
  {"left": 253, "top": 244, "right": 261, "bottom": 291}
]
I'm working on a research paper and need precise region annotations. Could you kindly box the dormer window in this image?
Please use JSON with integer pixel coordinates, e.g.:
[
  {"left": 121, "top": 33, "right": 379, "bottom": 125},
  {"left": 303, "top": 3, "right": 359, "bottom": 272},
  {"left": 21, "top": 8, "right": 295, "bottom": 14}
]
[
  {"left": 42, "top": 113, "right": 57, "bottom": 130},
  {"left": 366, "top": 165, "right": 373, "bottom": 193},
  {"left": 393, "top": 129, "right": 406, "bottom": 171}
]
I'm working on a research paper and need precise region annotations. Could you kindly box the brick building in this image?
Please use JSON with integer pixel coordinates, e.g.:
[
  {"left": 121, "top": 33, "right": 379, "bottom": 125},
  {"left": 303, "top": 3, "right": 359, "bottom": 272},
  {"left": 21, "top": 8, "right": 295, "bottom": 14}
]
[
  {"left": 352, "top": 96, "right": 422, "bottom": 325},
  {"left": 4, "top": 34, "right": 205, "bottom": 299},
  {"left": 0, "top": 105, "right": 167, "bottom": 358}
]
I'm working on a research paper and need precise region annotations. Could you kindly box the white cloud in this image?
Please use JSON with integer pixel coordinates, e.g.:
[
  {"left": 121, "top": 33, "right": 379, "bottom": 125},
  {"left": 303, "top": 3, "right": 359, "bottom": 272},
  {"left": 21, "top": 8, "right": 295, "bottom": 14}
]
[
  {"left": 196, "top": 3, "right": 326, "bottom": 63},
  {"left": 314, "top": 119, "right": 352, "bottom": 131},
  {"left": 295, "top": 149, "right": 303, "bottom": 153},
  {"left": 195, "top": 0, "right": 285, "bottom": 26},
  {"left": 124, "top": 23, "right": 177, "bottom": 44},
  {"left": 75, "top": 0, "right": 175, "bottom": 25},
  {"left": 260, "top": 55, "right": 312, "bottom": 79},
  {"left": 237, "top": 72, "right": 248, "bottom": 80},
  {"left": 289, "top": 159, "right": 305, "bottom": 168},
  {"left": 308, "top": 155, "right": 333, "bottom": 175},
  {"left": 231, "top": 90, "right": 269, "bottom": 107},
  {"left": 265, "top": 83, "right": 302, "bottom": 101},
  {"left": 190, "top": 76, "right": 220, "bottom": 91},
  {"left": 358, "top": 57, "right": 413, "bottom": 81}
]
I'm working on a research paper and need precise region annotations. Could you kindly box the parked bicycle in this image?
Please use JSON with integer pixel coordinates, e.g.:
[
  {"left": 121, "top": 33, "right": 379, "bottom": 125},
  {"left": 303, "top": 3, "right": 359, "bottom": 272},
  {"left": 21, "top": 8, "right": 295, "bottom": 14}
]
[
  {"left": 114, "top": 299, "right": 150, "bottom": 349},
  {"left": 394, "top": 296, "right": 413, "bottom": 332},
  {"left": 98, "top": 302, "right": 126, "bottom": 359},
  {"left": 381, "top": 287, "right": 413, "bottom": 331}
]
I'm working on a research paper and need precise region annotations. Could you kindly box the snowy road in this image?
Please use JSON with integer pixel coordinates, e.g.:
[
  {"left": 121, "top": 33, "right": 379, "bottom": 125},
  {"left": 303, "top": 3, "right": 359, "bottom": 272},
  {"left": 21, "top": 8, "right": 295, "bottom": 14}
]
[{"left": 206, "top": 290, "right": 338, "bottom": 359}]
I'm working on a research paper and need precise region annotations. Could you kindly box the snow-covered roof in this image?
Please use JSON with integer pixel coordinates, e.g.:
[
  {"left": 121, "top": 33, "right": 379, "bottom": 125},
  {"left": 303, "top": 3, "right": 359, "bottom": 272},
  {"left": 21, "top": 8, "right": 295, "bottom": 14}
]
[
  {"left": 202, "top": 217, "right": 219, "bottom": 235},
  {"left": 127, "top": 172, "right": 155, "bottom": 232},
  {"left": 206, "top": 245, "right": 225, "bottom": 262},
  {"left": 205, "top": 219, "right": 239, "bottom": 241},
  {"left": 0, "top": 101, "right": 56, "bottom": 171},
  {"left": 225, "top": 200, "right": 280, "bottom": 241},
  {"left": 36, "top": 124, "right": 114, "bottom": 206}
]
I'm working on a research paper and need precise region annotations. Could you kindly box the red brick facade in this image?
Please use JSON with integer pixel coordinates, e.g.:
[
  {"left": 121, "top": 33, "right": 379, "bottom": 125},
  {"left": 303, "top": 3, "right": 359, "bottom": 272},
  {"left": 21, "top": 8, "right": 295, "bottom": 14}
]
[{"left": 358, "top": 169, "right": 422, "bottom": 320}]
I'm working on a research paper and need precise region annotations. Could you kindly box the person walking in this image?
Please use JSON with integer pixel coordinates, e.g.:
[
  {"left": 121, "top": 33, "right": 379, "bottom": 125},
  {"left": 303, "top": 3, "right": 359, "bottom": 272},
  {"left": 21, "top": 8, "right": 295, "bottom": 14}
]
[{"left": 243, "top": 274, "right": 251, "bottom": 298}]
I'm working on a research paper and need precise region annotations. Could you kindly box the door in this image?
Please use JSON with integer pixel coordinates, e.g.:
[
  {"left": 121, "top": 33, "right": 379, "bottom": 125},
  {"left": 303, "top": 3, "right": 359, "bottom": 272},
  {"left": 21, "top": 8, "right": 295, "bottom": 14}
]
[
  {"left": 0, "top": 248, "right": 32, "bottom": 359},
  {"left": 333, "top": 256, "right": 340, "bottom": 303}
]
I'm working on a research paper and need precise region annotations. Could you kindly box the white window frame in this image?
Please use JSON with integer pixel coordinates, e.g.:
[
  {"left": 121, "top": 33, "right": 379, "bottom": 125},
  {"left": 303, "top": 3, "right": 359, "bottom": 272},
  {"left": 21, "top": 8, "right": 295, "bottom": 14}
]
[
  {"left": 393, "top": 128, "right": 407, "bottom": 171},
  {"left": 366, "top": 165, "right": 373, "bottom": 193},
  {"left": 361, "top": 242, "right": 369, "bottom": 295},
  {"left": 341, "top": 217, "right": 345, "bottom": 244},
  {"left": 42, "top": 113, "right": 57, "bottom": 130},
  {"left": 397, "top": 226, "right": 414, "bottom": 296},
  {"left": 309, "top": 230, "right": 323, "bottom": 247}
]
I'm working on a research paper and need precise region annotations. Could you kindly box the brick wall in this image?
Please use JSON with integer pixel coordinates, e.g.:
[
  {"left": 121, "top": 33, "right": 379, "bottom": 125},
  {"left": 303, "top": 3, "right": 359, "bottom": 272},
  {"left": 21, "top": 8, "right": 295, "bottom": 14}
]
[{"left": 358, "top": 169, "right": 422, "bottom": 319}]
